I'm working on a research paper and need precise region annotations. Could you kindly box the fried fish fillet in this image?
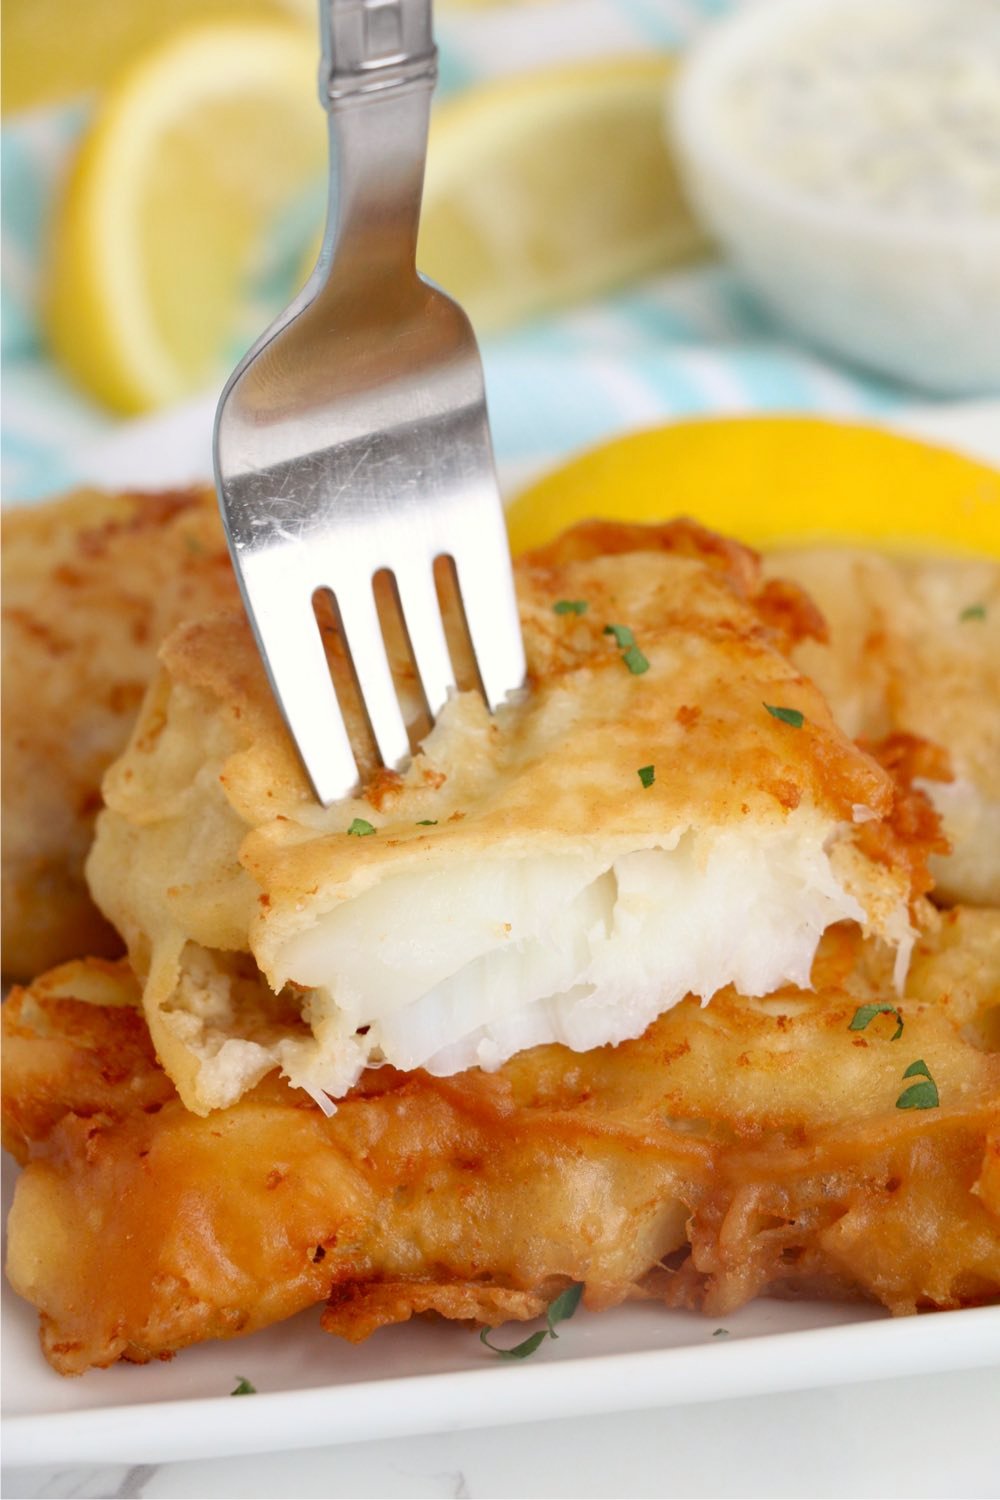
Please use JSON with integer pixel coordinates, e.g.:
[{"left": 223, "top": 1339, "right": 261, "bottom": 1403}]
[
  {"left": 85, "top": 521, "right": 936, "bottom": 1115},
  {"left": 3, "top": 487, "right": 991, "bottom": 983},
  {"left": 1, "top": 487, "right": 236, "bottom": 977},
  {"left": 763, "top": 548, "right": 1000, "bottom": 907},
  {"left": 3, "top": 910, "right": 998, "bottom": 1375}
]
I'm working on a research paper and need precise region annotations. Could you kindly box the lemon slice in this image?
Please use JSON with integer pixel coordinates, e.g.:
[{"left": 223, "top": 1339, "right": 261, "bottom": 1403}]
[
  {"left": 47, "top": 20, "right": 325, "bottom": 414},
  {"left": 417, "top": 57, "right": 705, "bottom": 333},
  {"left": 506, "top": 417, "right": 1000, "bottom": 557},
  {"left": 1, "top": 0, "right": 314, "bottom": 114}
]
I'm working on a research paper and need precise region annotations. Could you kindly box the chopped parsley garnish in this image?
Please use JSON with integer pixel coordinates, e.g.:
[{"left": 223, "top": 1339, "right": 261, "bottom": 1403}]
[
  {"left": 712, "top": 1328, "right": 730, "bottom": 1338},
  {"left": 637, "top": 765, "right": 655, "bottom": 788},
  {"left": 849, "top": 1002, "right": 903, "bottom": 1041},
  {"left": 545, "top": 1282, "right": 584, "bottom": 1332},
  {"left": 231, "top": 1376, "right": 256, "bottom": 1396},
  {"left": 554, "top": 599, "right": 588, "bottom": 616},
  {"left": 347, "top": 818, "right": 376, "bottom": 837},
  {"left": 764, "top": 703, "right": 805, "bottom": 729},
  {"left": 604, "top": 623, "right": 650, "bottom": 675},
  {"left": 480, "top": 1282, "right": 583, "bottom": 1360},
  {"left": 416, "top": 819, "right": 438, "bottom": 826},
  {"left": 896, "top": 1058, "right": 939, "bottom": 1111},
  {"left": 480, "top": 1327, "right": 549, "bottom": 1360},
  {"left": 184, "top": 534, "right": 205, "bottom": 556},
  {"left": 959, "top": 603, "right": 987, "bottom": 622}
]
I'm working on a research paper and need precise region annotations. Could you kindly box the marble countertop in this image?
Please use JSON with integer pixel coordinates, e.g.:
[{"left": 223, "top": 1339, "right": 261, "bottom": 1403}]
[{"left": 5, "top": 1364, "right": 998, "bottom": 1499}]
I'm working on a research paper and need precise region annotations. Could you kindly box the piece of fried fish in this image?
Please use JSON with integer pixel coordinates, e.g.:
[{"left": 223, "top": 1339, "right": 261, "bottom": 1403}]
[
  {"left": 4, "top": 491, "right": 992, "bottom": 982},
  {"left": 86, "top": 521, "right": 939, "bottom": 1115},
  {"left": 764, "top": 548, "right": 1000, "bottom": 907},
  {"left": 1, "top": 487, "right": 236, "bottom": 977},
  {"left": 3, "top": 910, "right": 998, "bottom": 1375}
]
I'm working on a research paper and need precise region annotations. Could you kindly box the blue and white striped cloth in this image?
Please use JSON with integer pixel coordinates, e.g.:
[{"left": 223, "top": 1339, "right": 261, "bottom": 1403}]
[{"left": 1, "top": 0, "right": 906, "bottom": 505}]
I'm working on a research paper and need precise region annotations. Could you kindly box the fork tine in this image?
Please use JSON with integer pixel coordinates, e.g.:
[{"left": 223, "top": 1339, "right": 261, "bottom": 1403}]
[
  {"left": 334, "top": 577, "right": 412, "bottom": 772},
  {"left": 246, "top": 588, "right": 359, "bottom": 806},
  {"left": 451, "top": 530, "right": 527, "bottom": 712},
  {"left": 393, "top": 563, "right": 456, "bottom": 719}
]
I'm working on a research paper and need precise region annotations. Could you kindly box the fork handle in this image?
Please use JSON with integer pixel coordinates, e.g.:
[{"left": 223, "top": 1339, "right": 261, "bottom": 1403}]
[
  {"left": 317, "top": 0, "right": 437, "bottom": 281},
  {"left": 321, "top": 0, "right": 436, "bottom": 100}
]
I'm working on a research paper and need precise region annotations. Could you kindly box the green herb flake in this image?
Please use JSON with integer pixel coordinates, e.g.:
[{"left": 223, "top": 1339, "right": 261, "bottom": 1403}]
[
  {"left": 849, "top": 1002, "right": 903, "bottom": 1042},
  {"left": 416, "top": 819, "right": 438, "bottom": 826},
  {"left": 184, "top": 534, "right": 205, "bottom": 556},
  {"left": 622, "top": 644, "right": 650, "bottom": 675},
  {"left": 960, "top": 603, "right": 987, "bottom": 622},
  {"left": 347, "top": 818, "right": 376, "bottom": 837},
  {"left": 897, "top": 1079, "right": 939, "bottom": 1110},
  {"left": 479, "top": 1327, "right": 549, "bottom": 1360},
  {"left": 637, "top": 765, "right": 655, "bottom": 789},
  {"left": 712, "top": 1328, "right": 730, "bottom": 1338},
  {"left": 764, "top": 703, "right": 805, "bottom": 729},
  {"left": 480, "top": 1282, "right": 584, "bottom": 1361},
  {"left": 603, "top": 623, "right": 649, "bottom": 675},
  {"left": 231, "top": 1376, "right": 256, "bottom": 1396},
  {"left": 545, "top": 1281, "right": 584, "bottom": 1336},
  {"left": 896, "top": 1058, "right": 939, "bottom": 1111},
  {"left": 554, "top": 599, "right": 588, "bottom": 616}
]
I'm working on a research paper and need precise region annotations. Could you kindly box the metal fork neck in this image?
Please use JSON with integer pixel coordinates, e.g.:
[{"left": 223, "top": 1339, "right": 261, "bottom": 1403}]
[
  {"left": 321, "top": 0, "right": 436, "bottom": 101},
  {"left": 316, "top": 0, "right": 436, "bottom": 280},
  {"left": 319, "top": 83, "right": 431, "bottom": 283}
]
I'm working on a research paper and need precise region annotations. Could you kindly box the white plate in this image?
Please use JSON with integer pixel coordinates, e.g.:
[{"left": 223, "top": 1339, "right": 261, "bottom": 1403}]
[{"left": 4, "top": 401, "right": 999, "bottom": 1469}]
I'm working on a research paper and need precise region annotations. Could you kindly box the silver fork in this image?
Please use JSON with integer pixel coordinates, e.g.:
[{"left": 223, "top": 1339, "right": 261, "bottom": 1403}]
[{"left": 213, "top": 0, "right": 525, "bottom": 806}]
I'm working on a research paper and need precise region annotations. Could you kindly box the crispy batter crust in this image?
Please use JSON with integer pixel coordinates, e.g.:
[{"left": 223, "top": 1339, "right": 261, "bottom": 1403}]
[
  {"left": 1, "top": 488, "right": 236, "bottom": 976},
  {"left": 765, "top": 547, "right": 1000, "bottom": 905},
  {"left": 855, "top": 733, "right": 952, "bottom": 905},
  {"left": 528, "top": 517, "right": 829, "bottom": 655},
  {"left": 4, "top": 913, "right": 998, "bottom": 1375}
]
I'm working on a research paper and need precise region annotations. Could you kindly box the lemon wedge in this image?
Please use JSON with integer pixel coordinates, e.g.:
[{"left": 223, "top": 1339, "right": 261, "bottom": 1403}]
[
  {"left": 47, "top": 20, "right": 324, "bottom": 414},
  {"left": 1, "top": 0, "right": 314, "bottom": 114},
  {"left": 417, "top": 57, "right": 705, "bottom": 332},
  {"left": 506, "top": 417, "right": 1000, "bottom": 557}
]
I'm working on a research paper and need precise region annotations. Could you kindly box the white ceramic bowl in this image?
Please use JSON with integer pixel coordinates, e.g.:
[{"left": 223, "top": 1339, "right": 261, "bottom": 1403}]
[{"left": 670, "top": 0, "right": 1000, "bottom": 395}]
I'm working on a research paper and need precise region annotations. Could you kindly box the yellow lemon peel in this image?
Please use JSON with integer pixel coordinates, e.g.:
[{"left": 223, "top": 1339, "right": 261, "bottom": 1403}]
[{"left": 507, "top": 417, "right": 1000, "bottom": 558}]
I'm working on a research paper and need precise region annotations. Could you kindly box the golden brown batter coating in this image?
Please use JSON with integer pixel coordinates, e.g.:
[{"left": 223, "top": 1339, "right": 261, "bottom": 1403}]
[
  {"left": 4, "top": 911, "right": 998, "bottom": 1376},
  {"left": 1, "top": 488, "right": 236, "bottom": 977},
  {"left": 765, "top": 547, "right": 1000, "bottom": 906}
]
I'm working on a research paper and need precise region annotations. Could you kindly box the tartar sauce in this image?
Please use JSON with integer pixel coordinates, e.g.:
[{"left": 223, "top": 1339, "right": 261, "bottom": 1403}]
[{"left": 722, "top": 0, "right": 1000, "bottom": 221}]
